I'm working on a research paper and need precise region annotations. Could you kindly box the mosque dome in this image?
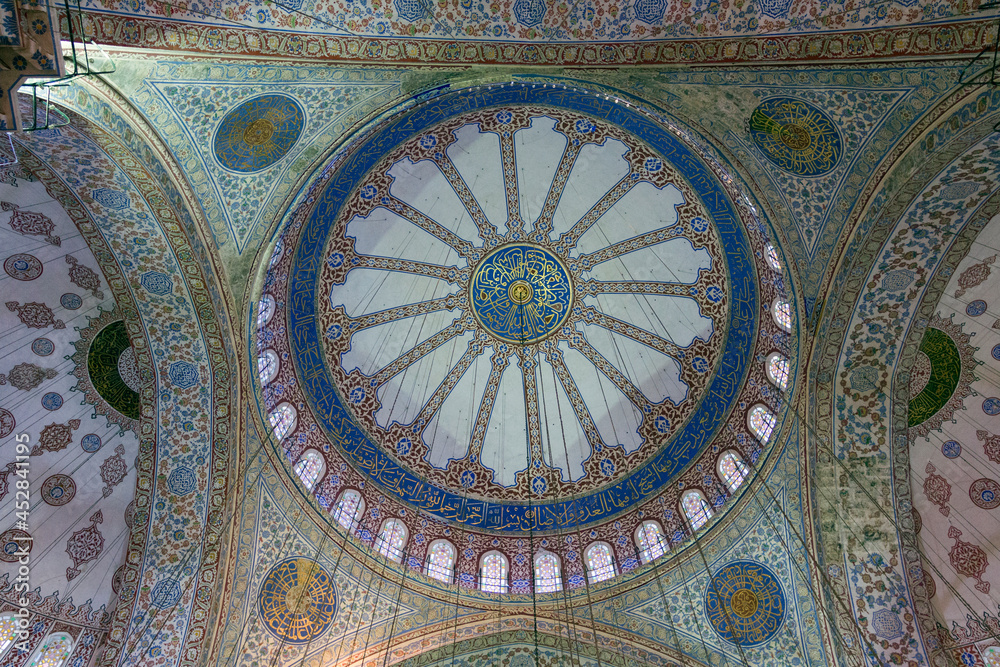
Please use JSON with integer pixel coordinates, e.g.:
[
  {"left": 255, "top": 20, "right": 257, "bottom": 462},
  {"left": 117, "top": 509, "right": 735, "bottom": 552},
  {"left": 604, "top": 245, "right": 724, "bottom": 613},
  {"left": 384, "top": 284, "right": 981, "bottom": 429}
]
[{"left": 254, "top": 81, "right": 796, "bottom": 581}]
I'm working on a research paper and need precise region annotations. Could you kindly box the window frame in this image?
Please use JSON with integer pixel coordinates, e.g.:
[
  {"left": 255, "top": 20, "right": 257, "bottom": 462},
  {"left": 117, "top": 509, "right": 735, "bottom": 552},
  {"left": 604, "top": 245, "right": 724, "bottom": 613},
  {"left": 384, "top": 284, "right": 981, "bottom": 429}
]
[
  {"left": 258, "top": 349, "right": 279, "bottom": 386},
  {"left": 584, "top": 542, "right": 617, "bottom": 584},
  {"left": 747, "top": 403, "right": 777, "bottom": 445},
  {"left": 765, "top": 352, "right": 790, "bottom": 392},
  {"left": 681, "top": 489, "right": 713, "bottom": 531},
  {"left": 425, "top": 539, "right": 456, "bottom": 584},
  {"left": 479, "top": 550, "right": 510, "bottom": 594},
  {"left": 332, "top": 488, "right": 365, "bottom": 533},
  {"left": 268, "top": 402, "right": 297, "bottom": 442},
  {"left": 374, "top": 518, "right": 408, "bottom": 563},
  {"left": 718, "top": 450, "right": 750, "bottom": 494},
  {"left": 293, "top": 449, "right": 326, "bottom": 491},
  {"left": 257, "top": 294, "right": 276, "bottom": 329},
  {"left": 25, "top": 632, "right": 74, "bottom": 667},
  {"left": 635, "top": 520, "right": 668, "bottom": 564},
  {"left": 533, "top": 551, "right": 563, "bottom": 593},
  {"left": 771, "top": 297, "right": 793, "bottom": 333}
]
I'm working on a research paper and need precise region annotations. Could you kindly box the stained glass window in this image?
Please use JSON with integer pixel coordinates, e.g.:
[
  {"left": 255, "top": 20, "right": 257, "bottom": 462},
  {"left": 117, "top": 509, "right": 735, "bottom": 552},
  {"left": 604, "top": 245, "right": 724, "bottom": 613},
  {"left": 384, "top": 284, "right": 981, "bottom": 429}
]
[
  {"left": 268, "top": 238, "right": 283, "bottom": 269},
  {"left": 0, "top": 614, "right": 17, "bottom": 655},
  {"left": 293, "top": 449, "right": 325, "bottom": 491},
  {"left": 426, "top": 541, "right": 456, "bottom": 584},
  {"left": 534, "top": 553, "right": 562, "bottom": 593},
  {"left": 719, "top": 451, "right": 750, "bottom": 493},
  {"left": 257, "top": 294, "right": 275, "bottom": 329},
  {"left": 766, "top": 353, "right": 789, "bottom": 391},
  {"left": 682, "top": 490, "right": 713, "bottom": 531},
  {"left": 984, "top": 646, "right": 1000, "bottom": 667},
  {"left": 268, "top": 403, "right": 296, "bottom": 441},
  {"left": 636, "top": 521, "right": 668, "bottom": 564},
  {"left": 748, "top": 404, "right": 777, "bottom": 445},
  {"left": 480, "top": 552, "right": 508, "bottom": 593},
  {"left": 585, "top": 543, "right": 615, "bottom": 583},
  {"left": 772, "top": 299, "right": 792, "bottom": 332},
  {"left": 258, "top": 350, "right": 279, "bottom": 386},
  {"left": 375, "top": 519, "right": 407, "bottom": 563},
  {"left": 765, "top": 244, "right": 781, "bottom": 271},
  {"left": 27, "top": 633, "right": 72, "bottom": 667},
  {"left": 333, "top": 489, "right": 363, "bottom": 532}
]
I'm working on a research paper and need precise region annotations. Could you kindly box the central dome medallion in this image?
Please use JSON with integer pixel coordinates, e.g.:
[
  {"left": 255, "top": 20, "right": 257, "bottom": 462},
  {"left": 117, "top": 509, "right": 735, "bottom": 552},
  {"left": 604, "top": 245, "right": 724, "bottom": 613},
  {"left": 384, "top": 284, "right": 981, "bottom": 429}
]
[
  {"left": 470, "top": 244, "right": 573, "bottom": 344},
  {"left": 285, "top": 83, "right": 764, "bottom": 533}
]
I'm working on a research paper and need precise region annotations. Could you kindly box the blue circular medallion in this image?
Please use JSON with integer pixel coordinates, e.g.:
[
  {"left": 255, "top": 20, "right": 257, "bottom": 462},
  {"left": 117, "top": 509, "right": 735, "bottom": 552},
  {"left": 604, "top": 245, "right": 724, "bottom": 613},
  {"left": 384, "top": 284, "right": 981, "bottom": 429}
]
[
  {"left": 258, "top": 557, "right": 337, "bottom": 644},
  {"left": 749, "top": 98, "right": 842, "bottom": 177},
  {"left": 31, "top": 337, "right": 54, "bottom": 356},
  {"left": 705, "top": 560, "right": 786, "bottom": 646},
  {"left": 992, "top": 344, "right": 1000, "bottom": 362},
  {"left": 81, "top": 434, "right": 102, "bottom": 453},
  {"left": 41, "top": 392, "right": 62, "bottom": 411},
  {"left": 984, "top": 398, "right": 1000, "bottom": 416},
  {"left": 214, "top": 94, "right": 305, "bottom": 173},
  {"left": 470, "top": 244, "right": 572, "bottom": 344},
  {"left": 942, "top": 440, "right": 961, "bottom": 459},
  {"left": 61, "top": 293, "right": 82, "bottom": 310},
  {"left": 967, "top": 300, "right": 988, "bottom": 317}
]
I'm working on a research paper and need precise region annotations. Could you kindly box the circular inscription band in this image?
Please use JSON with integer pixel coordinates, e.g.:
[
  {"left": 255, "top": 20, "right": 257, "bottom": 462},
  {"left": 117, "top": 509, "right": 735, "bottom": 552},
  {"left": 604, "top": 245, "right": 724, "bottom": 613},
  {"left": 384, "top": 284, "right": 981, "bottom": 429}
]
[{"left": 470, "top": 244, "right": 573, "bottom": 344}]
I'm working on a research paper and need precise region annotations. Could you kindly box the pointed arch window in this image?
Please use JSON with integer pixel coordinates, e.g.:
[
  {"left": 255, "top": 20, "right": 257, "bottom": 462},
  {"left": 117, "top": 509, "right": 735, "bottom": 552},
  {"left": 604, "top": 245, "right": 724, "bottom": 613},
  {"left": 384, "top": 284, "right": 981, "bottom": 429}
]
[
  {"left": 636, "top": 521, "right": 668, "bottom": 564},
  {"left": 426, "top": 540, "right": 456, "bottom": 584},
  {"left": 0, "top": 613, "right": 18, "bottom": 656},
  {"left": 332, "top": 489, "right": 365, "bottom": 533},
  {"left": 682, "top": 490, "right": 713, "bottom": 531},
  {"left": 257, "top": 294, "right": 275, "bottom": 329},
  {"left": 480, "top": 552, "right": 509, "bottom": 594},
  {"left": 268, "top": 238, "right": 284, "bottom": 269},
  {"left": 585, "top": 543, "right": 616, "bottom": 583},
  {"left": 258, "top": 349, "right": 279, "bottom": 386},
  {"left": 748, "top": 404, "right": 777, "bottom": 445},
  {"left": 268, "top": 403, "right": 296, "bottom": 442},
  {"left": 772, "top": 298, "right": 792, "bottom": 332},
  {"left": 375, "top": 519, "right": 407, "bottom": 563},
  {"left": 718, "top": 450, "right": 750, "bottom": 494},
  {"left": 766, "top": 353, "right": 790, "bottom": 392},
  {"left": 26, "top": 633, "right": 73, "bottom": 667},
  {"left": 765, "top": 244, "right": 782, "bottom": 271},
  {"left": 293, "top": 449, "right": 325, "bottom": 491},
  {"left": 534, "top": 552, "right": 562, "bottom": 593}
]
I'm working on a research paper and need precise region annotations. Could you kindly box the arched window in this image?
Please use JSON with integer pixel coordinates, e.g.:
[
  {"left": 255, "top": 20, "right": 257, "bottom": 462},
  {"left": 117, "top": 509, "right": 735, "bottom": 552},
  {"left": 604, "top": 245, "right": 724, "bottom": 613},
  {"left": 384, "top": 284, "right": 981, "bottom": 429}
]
[
  {"left": 425, "top": 540, "right": 456, "bottom": 584},
  {"left": 258, "top": 349, "right": 279, "bottom": 386},
  {"left": 480, "top": 552, "right": 509, "bottom": 594},
  {"left": 718, "top": 451, "right": 750, "bottom": 494},
  {"left": 268, "top": 403, "right": 296, "bottom": 441},
  {"left": 268, "top": 238, "right": 284, "bottom": 269},
  {"left": 332, "top": 489, "right": 364, "bottom": 533},
  {"left": 293, "top": 449, "right": 325, "bottom": 491},
  {"left": 766, "top": 352, "right": 790, "bottom": 392},
  {"left": 26, "top": 633, "right": 73, "bottom": 667},
  {"left": 772, "top": 298, "right": 792, "bottom": 332},
  {"left": 635, "top": 521, "right": 668, "bottom": 564},
  {"left": 682, "top": 490, "right": 713, "bottom": 531},
  {"left": 983, "top": 646, "right": 1000, "bottom": 667},
  {"left": 534, "top": 552, "right": 562, "bottom": 593},
  {"left": 585, "top": 543, "right": 616, "bottom": 583},
  {"left": 0, "top": 613, "right": 18, "bottom": 655},
  {"left": 765, "top": 244, "right": 781, "bottom": 271},
  {"left": 257, "top": 294, "right": 275, "bottom": 329},
  {"left": 375, "top": 518, "right": 407, "bottom": 563},
  {"left": 748, "top": 404, "right": 777, "bottom": 445}
]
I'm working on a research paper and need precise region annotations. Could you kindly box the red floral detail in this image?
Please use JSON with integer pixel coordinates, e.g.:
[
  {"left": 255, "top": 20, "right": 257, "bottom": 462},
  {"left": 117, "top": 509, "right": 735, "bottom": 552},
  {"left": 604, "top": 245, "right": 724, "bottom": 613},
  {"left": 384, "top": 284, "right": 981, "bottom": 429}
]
[
  {"left": 0, "top": 362, "right": 58, "bottom": 391},
  {"left": 100, "top": 444, "right": 127, "bottom": 498},
  {"left": 977, "top": 429, "right": 1000, "bottom": 465},
  {"left": 0, "top": 408, "right": 13, "bottom": 437},
  {"left": 948, "top": 526, "right": 990, "bottom": 593},
  {"left": 5, "top": 301, "right": 64, "bottom": 329},
  {"left": 923, "top": 461, "right": 952, "bottom": 516},
  {"left": 32, "top": 419, "right": 81, "bottom": 456},
  {"left": 65, "top": 254, "right": 103, "bottom": 299},
  {"left": 2, "top": 200, "right": 60, "bottom": 246},
  {"left": 955, "top": 254, "right": 997, "bottom": 298},
  {"left": 66, "top": 510, "right": 104, "bottom": 581},
  {"left": 0, "top": 462, "right": 18, "bottom": 502}
]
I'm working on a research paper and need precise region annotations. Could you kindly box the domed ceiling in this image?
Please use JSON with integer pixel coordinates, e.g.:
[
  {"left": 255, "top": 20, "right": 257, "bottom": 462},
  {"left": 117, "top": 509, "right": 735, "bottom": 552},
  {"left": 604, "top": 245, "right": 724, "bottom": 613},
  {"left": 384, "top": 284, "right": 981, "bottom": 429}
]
[{"left": 257, "top": 81, "right": 796, "bottom": 568}]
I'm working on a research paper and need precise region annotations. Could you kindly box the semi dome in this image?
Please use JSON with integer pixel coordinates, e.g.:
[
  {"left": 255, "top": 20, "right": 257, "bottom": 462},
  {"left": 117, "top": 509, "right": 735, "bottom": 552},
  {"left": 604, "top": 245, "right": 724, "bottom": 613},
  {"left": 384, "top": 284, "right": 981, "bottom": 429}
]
[{"left": 255, "top": 81, "right": 796, "bottom": 578}]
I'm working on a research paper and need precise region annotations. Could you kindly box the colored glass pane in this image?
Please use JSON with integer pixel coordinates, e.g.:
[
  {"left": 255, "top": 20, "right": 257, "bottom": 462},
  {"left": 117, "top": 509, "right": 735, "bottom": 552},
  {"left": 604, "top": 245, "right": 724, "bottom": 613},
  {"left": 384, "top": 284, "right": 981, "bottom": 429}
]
[
  {"left": 481, "top": 553, "right": 508, "bottom": 593},
  {"left": 748, "top": 405, "right": 776, "bottom": 444},
  {"left": 258, "top": 350, "right": 278, "bottom": 385},
  {"left": 268, "top": 404, "right": 295, "bottom": 441},
  {"left": 984, "top": 647, "right": 1000, "bottom": 667},
  {"left": 682, "top": 491, "right": 712, "bottom": 530},
  {"left": 637, "top": 521, "right": 667, "bottom": 563},
  {"left": 719, "top": 451, "right": 749, "bottom": 493},
  {"left": 767, "top": 354, "right": 789, "bottom": 391},
  {"left": 535, "top": 553, "right": 562, "bottom": 593},
  {"left": 0, "top": 614, "right": 17, "bottom": 655},
  {"left": 773, "top": 300, "right": 792, "bottom": 331},
  {"left": 269, "top": 239, "right": 283, "bottom": 269},
  {"left": 765, "top": 244, "right": 781, "bottom": 271},
  {"left": 293, "top": 450, "right": 324, "bottom": 490},
  {"left": 28, "top": 634, "right": 72, "bottom": 667},
  {"left": 426, "top": 542, "right": 455, "bottom": 583},
  {"left": 376, "top": 519, "right": 406, "bottom": 562},
  {"left": 257, "top": 295, "right": 275, "bottom": 329},
  {"left": 333, "top": 490, "right": 362, "bottom": 532},
  {"left": 586, "top": 544, "right": 615, "bottom": 583}
]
